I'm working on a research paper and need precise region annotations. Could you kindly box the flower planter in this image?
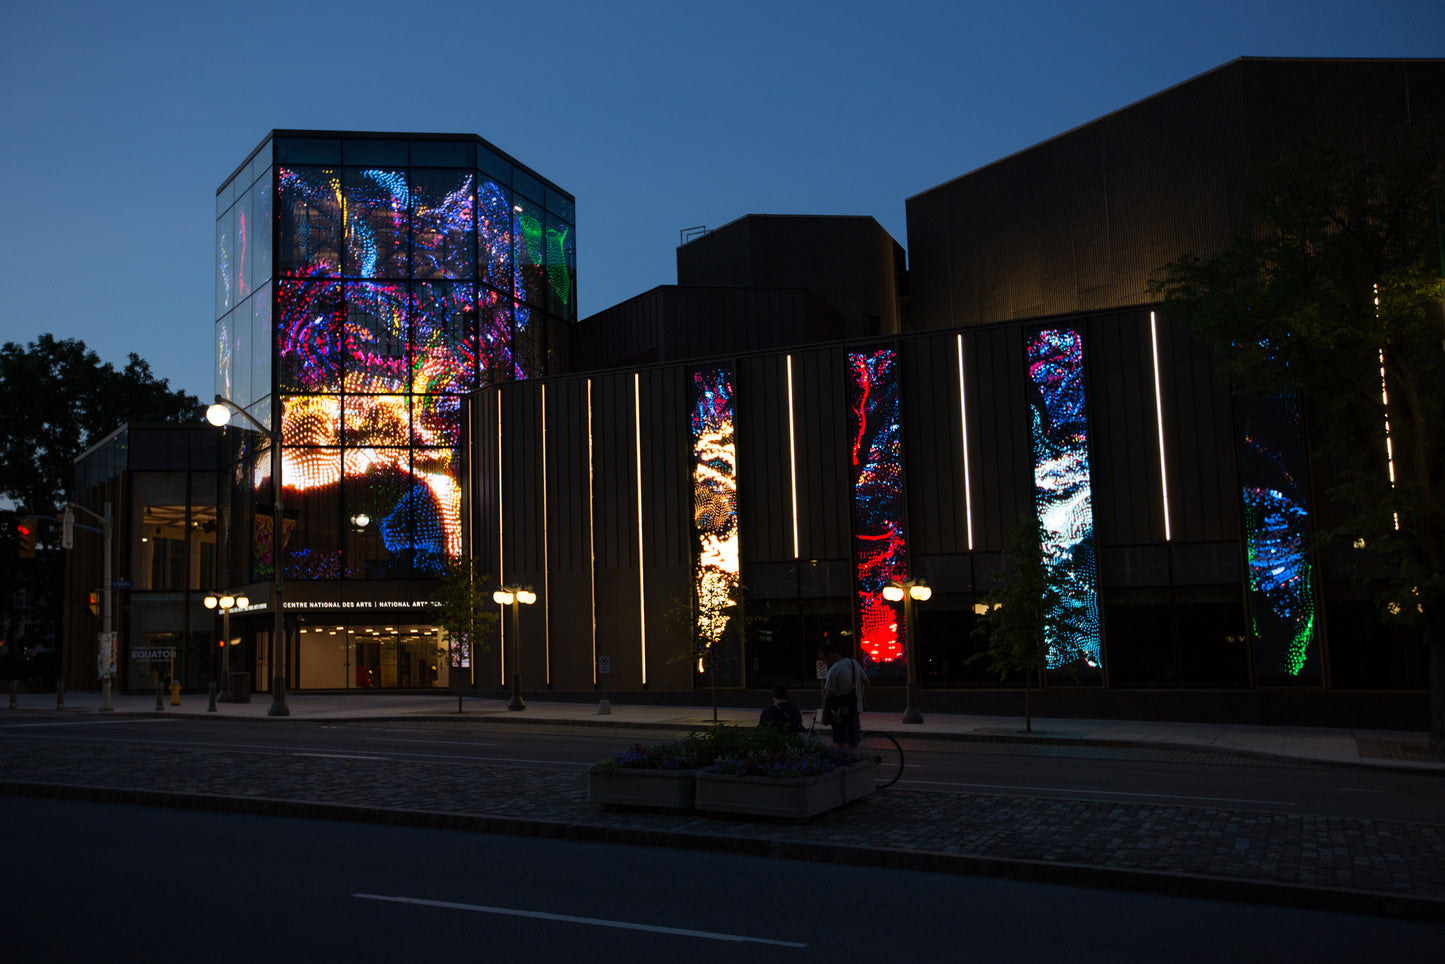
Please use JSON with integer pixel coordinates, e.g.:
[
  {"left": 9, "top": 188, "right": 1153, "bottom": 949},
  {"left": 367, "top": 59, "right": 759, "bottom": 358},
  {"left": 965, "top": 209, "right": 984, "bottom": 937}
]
[
  {"left": 840, "top": 760, "right": 877, "bottom": 803},
  {"left": 695, "top": 767, "right": 846, "bottom": 819},
  {"left": 587, "top": 767, "right": 703, "bottom": 811}
]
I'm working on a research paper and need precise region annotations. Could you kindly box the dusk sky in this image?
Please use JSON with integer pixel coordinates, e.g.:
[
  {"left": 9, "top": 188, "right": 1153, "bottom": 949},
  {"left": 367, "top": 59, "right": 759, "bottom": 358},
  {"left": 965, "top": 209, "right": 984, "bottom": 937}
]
[{"left": 2, "top": 0, "right": 1441, "bottom": 403}]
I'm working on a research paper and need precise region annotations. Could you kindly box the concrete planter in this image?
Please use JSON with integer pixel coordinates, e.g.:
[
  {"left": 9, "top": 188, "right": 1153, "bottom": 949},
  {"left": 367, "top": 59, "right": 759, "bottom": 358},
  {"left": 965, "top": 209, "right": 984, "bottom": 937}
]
[
  {"left": 586, "top": 767, "right": 702, "bottom": 811},
  {"left": 695, "top": 764, "right": 870, "bottom": 818},
  {"left": 840, "top": 760, "right": 877, "bottom": 803}
]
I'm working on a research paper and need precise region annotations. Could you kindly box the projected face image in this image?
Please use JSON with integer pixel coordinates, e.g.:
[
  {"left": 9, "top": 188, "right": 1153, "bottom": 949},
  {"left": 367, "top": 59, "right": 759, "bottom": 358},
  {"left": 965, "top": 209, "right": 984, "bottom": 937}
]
[
  {"left": 1026, "top": 328, "right": 1100, "bottom": 669},
  {"left": 692, "top": 367, "right": 739, "bottom": 660},
  {"left": 848, "top": 349, "right": 907, "bottom": 666}
]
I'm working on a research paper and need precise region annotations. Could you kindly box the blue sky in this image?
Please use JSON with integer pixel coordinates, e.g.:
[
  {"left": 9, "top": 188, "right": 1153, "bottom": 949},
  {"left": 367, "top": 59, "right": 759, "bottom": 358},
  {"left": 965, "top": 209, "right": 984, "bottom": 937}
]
[{"left": 1, "top": 0, "right": 1441, "bottom": 402}]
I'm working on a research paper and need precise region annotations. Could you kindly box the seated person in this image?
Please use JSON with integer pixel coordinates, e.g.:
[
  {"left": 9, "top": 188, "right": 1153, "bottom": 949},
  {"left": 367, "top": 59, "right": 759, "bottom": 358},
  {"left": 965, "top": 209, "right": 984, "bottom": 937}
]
[{"left": 758, "top": 683, "right": 804, "bottom": 734}]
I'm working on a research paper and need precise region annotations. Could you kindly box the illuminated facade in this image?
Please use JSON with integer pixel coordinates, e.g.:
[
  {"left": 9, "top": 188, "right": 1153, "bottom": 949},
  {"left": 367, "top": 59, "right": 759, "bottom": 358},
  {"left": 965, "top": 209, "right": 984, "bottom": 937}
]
[
  {"left": 1025, "top": 327, "right": 1100, "bottom": 672},
  {"left": 214, "top": 130, "right": 574, "bottom": 692},
  {"left": 690, "top": 366, "right": 740, "bottom": 673},
  {"left": 847, "top": 349, "right": 908, "bottom": 671}
]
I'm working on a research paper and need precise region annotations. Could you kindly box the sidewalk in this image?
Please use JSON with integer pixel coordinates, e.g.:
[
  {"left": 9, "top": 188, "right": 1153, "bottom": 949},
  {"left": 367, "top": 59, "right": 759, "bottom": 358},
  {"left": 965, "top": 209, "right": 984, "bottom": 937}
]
[
  {"left": 19, "top": 687, "right": 1445, "bottom": 772},
  {"left": 4, "top": 689, "right": 1444, "bottom": 920}
]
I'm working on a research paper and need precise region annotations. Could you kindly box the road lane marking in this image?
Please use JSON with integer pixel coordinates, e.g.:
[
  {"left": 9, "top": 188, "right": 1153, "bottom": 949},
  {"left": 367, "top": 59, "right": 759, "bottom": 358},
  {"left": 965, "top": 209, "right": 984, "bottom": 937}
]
[
  {"left": 353, "top": 893, "right": 807, "bottom": 947},
  {"left": 294, "top": 753, "right": 383, "bottom": 761},
  {"left": 0, "top": 719, "right": 175, "bottom": 728},
  {"left": 905, "top": 780, "right": 1294, "bottom": 807}
]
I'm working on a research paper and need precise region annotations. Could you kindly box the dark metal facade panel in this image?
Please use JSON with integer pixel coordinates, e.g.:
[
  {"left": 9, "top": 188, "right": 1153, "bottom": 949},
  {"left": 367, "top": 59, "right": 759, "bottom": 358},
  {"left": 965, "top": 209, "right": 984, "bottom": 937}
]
[
  {"left": 1086, "top": 311, "right": 1166, "bottom": 548},
  {"left": 1156, "top": 316, "right": 1239, "bottom": 544},
  {"left": 791, "top": 346, "right": 852, "bottom": 562},
  {"left": 736, "top": 355, "right": 794, "bottom": 564},
  {"left": 472, "top": 390, "right": 501, "bottom": 582},
  {"left": 906, "top": 59, "right": 1445, "bottom": 331},
  {"left": 500, "top": 381, "right": 545, "bottom": 579},
  {"left": 543, "top": 377, "right": 593, "bottom": 573},
  {"left": 901, "top": 333, "right": 965, "bottom": 555},
  {"left": 637, "top": 367, "right": 690, "bottom": 569},
  {"left": 967, "top": 326, "right": 1032, "bottom": 551},
  {"left": 590, "top": 371, "right": 640, "bottom": 570}
]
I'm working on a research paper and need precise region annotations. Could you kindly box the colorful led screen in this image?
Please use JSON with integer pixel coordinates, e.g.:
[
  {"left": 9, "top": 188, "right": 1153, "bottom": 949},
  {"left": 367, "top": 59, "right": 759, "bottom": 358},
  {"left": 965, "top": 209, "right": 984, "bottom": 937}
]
[
  {"left": 1025, "top": 328, "right": 1100, "bottom": 670},
  {"left": 848, "top": 349, "right": 907, "bottom": 666},
  {"left": 241, "top": 145, "right": 571, "bottom": 583},
  {"left": 691, "top": 366, "right": 739, "bottom": 673},
  {"left": 1236, "top": 393, "right": 1317, "bottom": 678}
]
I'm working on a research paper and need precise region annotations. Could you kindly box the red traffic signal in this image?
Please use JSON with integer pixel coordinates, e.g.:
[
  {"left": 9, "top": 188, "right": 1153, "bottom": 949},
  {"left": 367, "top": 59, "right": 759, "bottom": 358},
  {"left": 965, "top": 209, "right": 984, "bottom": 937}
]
[
  {"left": 17, "top": 517, "right": 37, "bottom": 559},
  {"left": 87, "top": 591, "right": 101, "bottom": 616}
]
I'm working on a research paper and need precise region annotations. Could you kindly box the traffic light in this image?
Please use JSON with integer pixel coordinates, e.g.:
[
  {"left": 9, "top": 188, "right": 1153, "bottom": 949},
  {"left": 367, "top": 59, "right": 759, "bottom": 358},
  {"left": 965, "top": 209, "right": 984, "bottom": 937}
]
[
  {"left": 87, "top": 591, "right": 101, "bottom": 616},
  {"left": 17, "top": 517, "right": 37, "bottom": 558}
]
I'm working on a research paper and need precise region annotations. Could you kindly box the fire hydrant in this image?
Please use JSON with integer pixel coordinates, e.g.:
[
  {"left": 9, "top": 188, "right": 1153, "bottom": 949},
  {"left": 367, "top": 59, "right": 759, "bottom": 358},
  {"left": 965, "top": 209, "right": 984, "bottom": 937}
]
[{"left": 170, "top": 680, "right": 181, "bottom": 706}]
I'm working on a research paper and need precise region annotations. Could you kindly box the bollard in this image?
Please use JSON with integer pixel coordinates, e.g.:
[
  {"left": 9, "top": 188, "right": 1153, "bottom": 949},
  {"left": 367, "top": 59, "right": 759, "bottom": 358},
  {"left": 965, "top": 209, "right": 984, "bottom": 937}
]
[
  {"left": 56, "top": 681, "right": 65, "bottom": 711},
  {"left": 155, "top": 680, "right": 165, "bottom": 712},
  {"left": 207, "top": 682, "right": 217, "bottom": 712},
  {"left": 598, "top": 698, "right": 611, "bottom": 715},
  {"left": 9, "top": 680, "right": 17, "bottom": 710}
]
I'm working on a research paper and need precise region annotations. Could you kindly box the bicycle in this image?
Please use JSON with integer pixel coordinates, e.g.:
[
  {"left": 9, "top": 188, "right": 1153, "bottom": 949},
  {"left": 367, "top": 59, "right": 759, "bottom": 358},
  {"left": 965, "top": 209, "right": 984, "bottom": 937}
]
[{"left": 803, "top": 709, "right": 904, "bottom": 789}]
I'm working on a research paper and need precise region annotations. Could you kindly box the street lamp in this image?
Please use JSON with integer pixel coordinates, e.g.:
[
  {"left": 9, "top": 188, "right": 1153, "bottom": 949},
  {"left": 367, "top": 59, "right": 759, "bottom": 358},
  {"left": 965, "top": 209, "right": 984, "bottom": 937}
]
[
  {"left": 493, "top": 585, "right": 536, "bottom": 711},
  {"left": 204, "top": 592, "right": 248, "bottom": 701},
  {"left": 207, "top": 395, "right": 290, "bottom": 717},
  {"left": 883, "top": 578, "right": 932, "bottom": 724}
]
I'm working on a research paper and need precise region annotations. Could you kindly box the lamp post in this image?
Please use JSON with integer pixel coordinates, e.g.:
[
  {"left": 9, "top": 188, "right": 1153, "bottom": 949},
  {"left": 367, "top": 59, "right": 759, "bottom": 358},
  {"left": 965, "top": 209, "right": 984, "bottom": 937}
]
[
  {"left": 207, "top": 395, "right": 289, "bottom": 716},
  {"left": 883, "top": 578, "right": 932, "bottom": 724},
  {"left": 203, "top": 592, "right": 248, "bottom": 701},
  {"left": 493, "top": 585, "right": 536, "bottom": 710}
]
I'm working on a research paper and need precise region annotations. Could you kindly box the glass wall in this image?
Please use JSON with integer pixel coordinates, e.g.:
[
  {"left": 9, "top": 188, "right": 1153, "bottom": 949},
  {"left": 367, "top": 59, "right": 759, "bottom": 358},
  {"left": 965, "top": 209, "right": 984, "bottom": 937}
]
[
  {"left": 216, "top": 133, "right": 575, "bottom": 589},
  {"left": 296, "top": 620, "right": 450, "bottom": 689}
]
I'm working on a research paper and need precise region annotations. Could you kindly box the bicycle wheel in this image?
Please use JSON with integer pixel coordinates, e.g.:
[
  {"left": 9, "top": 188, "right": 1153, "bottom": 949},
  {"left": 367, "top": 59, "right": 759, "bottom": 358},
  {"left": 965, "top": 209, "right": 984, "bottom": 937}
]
[{"left": 858, "top": 730, "right": 903, "bottom": 788}]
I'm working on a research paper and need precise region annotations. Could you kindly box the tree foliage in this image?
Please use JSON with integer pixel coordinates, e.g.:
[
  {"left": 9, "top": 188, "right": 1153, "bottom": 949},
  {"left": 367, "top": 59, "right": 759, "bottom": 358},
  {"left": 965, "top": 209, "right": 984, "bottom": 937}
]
[
  {"left": 1151, "top": 119, "right": 1445, "bottom": 749},
  {"left": 431, "top": 557, "right": 498, "bottom": 672},
  {"left": 971, "top": 516, "right": 1061, "bottom": 733},
  {"left": 0, "top": 334, "right": 203, "bottom": 517},
  {"left": 663, "top": 580, "right": 748, "bottom": 723}
]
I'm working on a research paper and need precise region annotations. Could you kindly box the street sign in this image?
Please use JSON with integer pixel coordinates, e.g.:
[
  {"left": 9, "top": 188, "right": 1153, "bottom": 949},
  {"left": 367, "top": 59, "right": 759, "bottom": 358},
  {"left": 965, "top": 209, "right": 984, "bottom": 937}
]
[
  {"left": 111, "top": 579, "right": 132, "bottom": 590},
  {"left": 597, "top": 656, "right": 611, "bottom": 675}
]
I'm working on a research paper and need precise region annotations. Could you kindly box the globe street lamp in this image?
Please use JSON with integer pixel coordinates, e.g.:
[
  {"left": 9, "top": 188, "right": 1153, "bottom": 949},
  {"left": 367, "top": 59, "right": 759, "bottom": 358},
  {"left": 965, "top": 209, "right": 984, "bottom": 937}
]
[
  {"left": 883, "top": 578, "right": 932, "bottom": 724},
  {"left": 207, "top": 395, "right": 290, "bottom": 717},
  {"left": 204, "top": 592, "right": 248, "bottom": 701},
  {"left": 493, "top": 586, "right": 536, "bottom": 711}
]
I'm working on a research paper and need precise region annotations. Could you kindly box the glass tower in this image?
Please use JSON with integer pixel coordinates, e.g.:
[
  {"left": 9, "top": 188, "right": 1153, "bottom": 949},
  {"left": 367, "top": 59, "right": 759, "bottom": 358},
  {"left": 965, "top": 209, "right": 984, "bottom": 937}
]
[{"left": 213, "top": 130, "right": 574, "bottom": 688}]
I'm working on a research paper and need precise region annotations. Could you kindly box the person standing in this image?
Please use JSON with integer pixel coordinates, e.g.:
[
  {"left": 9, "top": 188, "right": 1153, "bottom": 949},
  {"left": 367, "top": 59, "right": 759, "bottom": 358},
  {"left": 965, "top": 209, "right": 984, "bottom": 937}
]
[
  {"left": 758, "top": 683, "right": 804, "bottom": 733},
  {"left": 819, "top": 643, "right": 868, "bottom": 748}
]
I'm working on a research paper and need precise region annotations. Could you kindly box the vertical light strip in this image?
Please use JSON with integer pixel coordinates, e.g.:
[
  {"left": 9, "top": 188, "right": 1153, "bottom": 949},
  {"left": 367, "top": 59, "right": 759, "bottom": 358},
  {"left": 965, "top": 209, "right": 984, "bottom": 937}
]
[
  {"left": 497, "top": 392, "right": 505, "bottom": 684},
  {"left": 955, "top": 335, "right": 974, "bottom": 551},
  {"left": 634, "top": 372, "right": 647, "bottom": 684},
  {"left": 1375, "top": 286, "right": 1400, "bottom": 531},
  {"left": 586, "top": 378, "right": 597, "bottom": 685},
  {"left": 1149, "top": 312, "right": 1173, "bottom": 541},
  {"left": 785, "top": 354, "right": 800, "bottom": 559},
  {"left": 541, "top": 383, "right": 551, "bottom": 686},
  {"left": 1379, "top": 348, "right": 1400, "bottom": 530}
]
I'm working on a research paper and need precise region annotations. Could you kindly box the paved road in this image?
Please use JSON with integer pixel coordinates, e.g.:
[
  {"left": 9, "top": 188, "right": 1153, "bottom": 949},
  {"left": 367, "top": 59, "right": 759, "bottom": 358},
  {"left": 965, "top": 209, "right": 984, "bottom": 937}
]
[
  {"left": 6, "top": 797, "right": 1444, "bottom": 963},
  {"left": 3, "top": 708, "right": 1443, "bottom": 920},
  {"left": 9, "top": 715, "right": 1445, "bottom": 823}
]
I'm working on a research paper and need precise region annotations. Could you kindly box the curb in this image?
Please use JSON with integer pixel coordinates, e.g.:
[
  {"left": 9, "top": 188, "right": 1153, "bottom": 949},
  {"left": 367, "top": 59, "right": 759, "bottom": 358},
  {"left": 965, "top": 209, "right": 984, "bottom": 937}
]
[{"left": 4, "top": 779, "right": 1442, "bottom": 922}]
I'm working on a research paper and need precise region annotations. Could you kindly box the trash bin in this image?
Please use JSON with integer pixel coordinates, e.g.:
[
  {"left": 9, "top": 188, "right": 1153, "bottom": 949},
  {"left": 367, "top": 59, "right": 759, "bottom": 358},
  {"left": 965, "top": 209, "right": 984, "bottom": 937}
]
[{"left": 229, "top": 672, "right": 252, "bottom": 703}]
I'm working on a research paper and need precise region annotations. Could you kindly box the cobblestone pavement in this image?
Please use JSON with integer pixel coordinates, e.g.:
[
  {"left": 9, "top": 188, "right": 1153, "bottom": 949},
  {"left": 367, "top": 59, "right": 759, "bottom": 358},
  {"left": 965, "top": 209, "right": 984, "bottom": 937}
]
[{"left": 2, "top": 733, "right": 1443, "bottom": 919}]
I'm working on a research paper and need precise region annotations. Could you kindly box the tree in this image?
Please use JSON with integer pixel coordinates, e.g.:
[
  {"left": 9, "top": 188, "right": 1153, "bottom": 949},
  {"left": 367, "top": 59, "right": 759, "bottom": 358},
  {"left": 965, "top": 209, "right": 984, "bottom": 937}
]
[
  {"left": 0, "top": 335, "right": 201, "bottom": 678},
  {"left": 0, "top": 335, "right": 203, "bottom": 515},
  {"left": 431, "top": 557, "right": 498, "bottom": 711},
  {"left": 971, "top": 516, "right": 1061, "bottom": 733},
  {"left": 664, "top": 580, "right": 748, "bottom": 723},
  {"left": 1151, "top": 119, "right": 1445, "bottom": 751}
]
